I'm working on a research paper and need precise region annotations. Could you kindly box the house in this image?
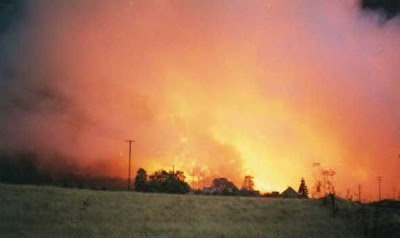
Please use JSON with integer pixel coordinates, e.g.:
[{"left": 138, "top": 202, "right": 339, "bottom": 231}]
[
  {"left": 264, "top": 191, "right": 280, "bottom": 198},
  {"left": 281, "top": 186, "right": 299, "bottom": 198}
]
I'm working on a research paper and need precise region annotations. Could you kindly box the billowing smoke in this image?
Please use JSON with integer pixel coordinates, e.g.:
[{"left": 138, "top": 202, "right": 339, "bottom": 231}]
[
  {"left": 0, "top": 0, "right": 246, "bottom": 186},
  {"left": 361, "top": 0, "right": 400, "bottom": 19},
  {"left": 0, "top": 1, "right": 399, "bottom": 198}
]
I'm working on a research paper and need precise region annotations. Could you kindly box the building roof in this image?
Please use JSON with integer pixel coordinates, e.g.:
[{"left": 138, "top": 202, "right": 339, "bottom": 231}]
[{"left": 281, "top": 186, "right": 299, "bottom": 198}]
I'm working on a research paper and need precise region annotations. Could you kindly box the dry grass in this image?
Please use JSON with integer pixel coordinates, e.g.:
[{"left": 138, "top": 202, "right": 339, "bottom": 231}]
[{"left": 0, "top": 183, "right": 378, "bottom": 237}]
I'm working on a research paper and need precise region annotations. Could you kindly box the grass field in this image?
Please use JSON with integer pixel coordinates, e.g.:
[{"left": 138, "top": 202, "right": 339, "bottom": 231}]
[{"left": 0, "top": 183, "right": 398, "bottom": 238}]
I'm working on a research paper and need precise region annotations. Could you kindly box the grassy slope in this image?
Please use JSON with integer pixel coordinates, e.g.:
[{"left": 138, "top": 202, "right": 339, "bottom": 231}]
[{"left": 0, "top": 184, "right": 366, "bottom": 238}]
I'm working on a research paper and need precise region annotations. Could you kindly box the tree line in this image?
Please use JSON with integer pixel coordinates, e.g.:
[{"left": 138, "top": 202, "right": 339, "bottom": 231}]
[{"left": 133, "top": 168, "right": 310, "bottom": 198}]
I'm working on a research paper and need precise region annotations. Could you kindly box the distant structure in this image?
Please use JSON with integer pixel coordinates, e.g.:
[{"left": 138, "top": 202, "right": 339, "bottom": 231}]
[
  {"left": 281, "top": 186, "right": 299, "bottom": 198},
  {"left": 265, "top": 191, "right": 280, "bottom": 198}
]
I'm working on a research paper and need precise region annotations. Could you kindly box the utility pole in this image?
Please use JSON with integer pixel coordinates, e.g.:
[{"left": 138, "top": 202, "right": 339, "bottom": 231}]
[
  {"left": 126, "top": 140, "right": 135, "bottom": 191},
  {"left": 192, "top": 174, "right": 195, "bottom": 190},
  {"left": 358, "top": 185, "right": 362, "bottom": 203},
  {"left": 172, "top": 164, "right": 175, "bottom": 174},
  {"left": 346, "top": 188, "right": 351, "bottom": 201},
  {"left": 377, "top": 176, "right": 383, "bottom": 201}
]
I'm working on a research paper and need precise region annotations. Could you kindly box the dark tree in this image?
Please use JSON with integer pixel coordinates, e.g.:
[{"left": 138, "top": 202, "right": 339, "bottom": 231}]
[
  {"left": 241, "top": 175, "right": 255, "bottom": 191},
  {"left": 298, "top": 177, "right": 309, "bottom": 199},
  {"left": 211, "top": 177, "right": 238, "bottom": 195},
  {"left": 133, "top": 168, "right": 148, "bottom": 192},
  {"left": 311, "top": 163, "right": 335, "bottom": 198},
  {"left": 147, "top": 170, "right": 190, "bottom": 194},
  {"left": 239, "top": 175, "right": 260, "bottom": 196}
]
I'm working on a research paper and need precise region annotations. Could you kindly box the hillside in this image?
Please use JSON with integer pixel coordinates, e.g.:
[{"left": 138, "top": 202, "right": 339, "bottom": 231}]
[{"left": 0, "top": 183, "right": 398, "bottom": 238}]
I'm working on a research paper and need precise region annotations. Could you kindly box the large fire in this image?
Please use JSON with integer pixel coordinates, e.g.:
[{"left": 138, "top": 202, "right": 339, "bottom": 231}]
[{"left": 0, "top": 0, "right": 399, "bottom": 200}]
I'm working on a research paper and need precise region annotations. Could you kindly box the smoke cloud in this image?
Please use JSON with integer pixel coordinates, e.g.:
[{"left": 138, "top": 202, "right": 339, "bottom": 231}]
[
  {"left": 360, "top": 0, "right": 400, "bottom": 19},
  {"left": 0, "top": 0, "right": 399, "bottom": 198}
]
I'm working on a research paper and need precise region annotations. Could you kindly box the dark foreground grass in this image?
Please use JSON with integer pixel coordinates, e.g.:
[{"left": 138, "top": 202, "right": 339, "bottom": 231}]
[{"left": 0, "top": 183, "right": 395, "bottom": 238}]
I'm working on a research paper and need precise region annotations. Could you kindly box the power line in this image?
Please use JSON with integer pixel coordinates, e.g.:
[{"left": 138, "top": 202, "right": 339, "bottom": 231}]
[{"left": 126, "top": 140, "right": 135, "bottom": 191}]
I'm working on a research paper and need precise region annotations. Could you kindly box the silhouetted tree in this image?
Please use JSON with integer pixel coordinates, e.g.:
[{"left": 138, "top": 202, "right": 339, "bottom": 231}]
[
  {"left": 239, "top": 175, "right": 259, "bottom": 196},
  {"left": 241, "top": 175, "right": 255, "bottom": 191},
  {"left": 147, "top": 170, "right": 190, "bottom": 194},
  {"left": 311, "top": 162, "right": 336, "bottom": 198},
  {"left": 211, "top": 177, "right": 238, "bottom": 195},
  {"left": 298, "top": 177, "right": 309, "bottom": 199},
  {"left": 133, "top": 168, "right": 148, "bottom": 192}
]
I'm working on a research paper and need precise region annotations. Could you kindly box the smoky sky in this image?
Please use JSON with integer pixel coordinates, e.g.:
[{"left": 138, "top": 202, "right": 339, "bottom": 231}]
[
  {"left": 361, "top": 0, "right": 400, "bottom": 19},
  {"left": 0, "top": 0, "right": 399, "bottom": 198},
  {"left": 0, "top": 0, "right": 61, "bottom": 114},
  {"left": 0, "top": 0, "right": 25, "bottom": 33}
]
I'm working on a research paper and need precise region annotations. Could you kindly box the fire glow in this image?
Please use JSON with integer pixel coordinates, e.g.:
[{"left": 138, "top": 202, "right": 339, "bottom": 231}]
[{"left": 0, "top": 0, "right": 399, "bottom": 200}]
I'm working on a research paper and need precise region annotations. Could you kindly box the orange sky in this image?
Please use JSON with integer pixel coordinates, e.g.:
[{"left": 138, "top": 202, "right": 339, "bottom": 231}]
[{"left": 1, "top": 0, "right": 399, "bottom": 200}]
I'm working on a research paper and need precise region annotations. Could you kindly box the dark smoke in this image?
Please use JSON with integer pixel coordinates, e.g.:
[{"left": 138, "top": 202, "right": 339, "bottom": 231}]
[
  {"left": 1, "top": 0, "right": 70, "bottom": 169},
  {"left": 361, "top": 0, "right": 400, "bottom": 19},
  {"left": 0, "top": 151, "right": 126, "bottom": 190},
  {"left": 0, "top": 0, "right": 25, "bottom": 34}
]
